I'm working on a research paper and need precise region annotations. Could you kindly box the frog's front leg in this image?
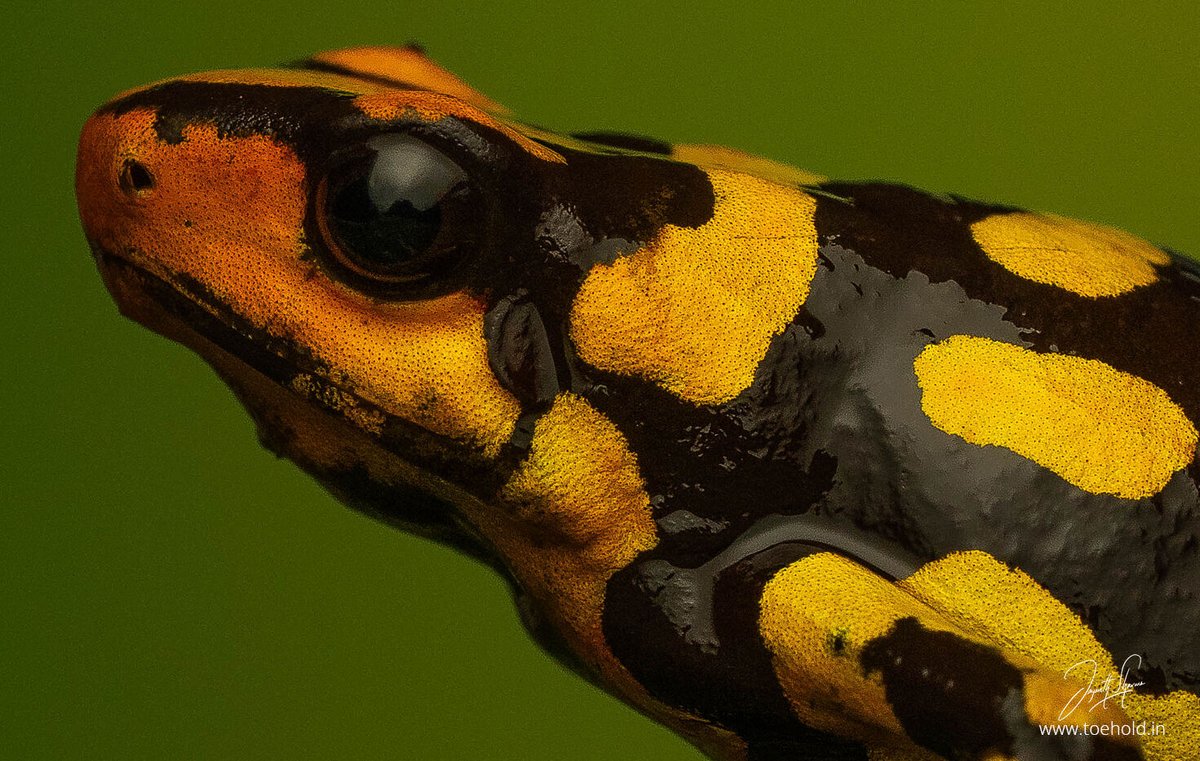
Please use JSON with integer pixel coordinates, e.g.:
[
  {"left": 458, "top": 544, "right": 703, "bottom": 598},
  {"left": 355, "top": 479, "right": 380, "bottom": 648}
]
[{"left": 604, "top": 520, "right": 1151, "bottom": 760}]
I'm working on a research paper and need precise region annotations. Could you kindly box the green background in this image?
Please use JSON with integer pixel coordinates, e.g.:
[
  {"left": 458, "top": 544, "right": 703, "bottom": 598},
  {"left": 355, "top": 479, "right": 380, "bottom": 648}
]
[{"left": 4, "top": 2, "right": 1198, "bottom": 758}]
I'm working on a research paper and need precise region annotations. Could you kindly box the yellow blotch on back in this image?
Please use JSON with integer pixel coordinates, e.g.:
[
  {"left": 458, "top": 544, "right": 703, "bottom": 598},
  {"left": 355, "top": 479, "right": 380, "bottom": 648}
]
[
  {"left": 569, "top": 169, "right": 820, "bottom": 405},
  {"left": 970, "top": 211, "right": 1170, "bottom": 297},
  {"left": 914, "top": 335, "right": 1196, "bottom": 499}
]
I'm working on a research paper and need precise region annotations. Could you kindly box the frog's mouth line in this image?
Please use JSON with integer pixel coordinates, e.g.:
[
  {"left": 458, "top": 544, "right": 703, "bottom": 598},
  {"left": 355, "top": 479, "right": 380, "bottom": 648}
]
[
  {"left": 89, "top": 241, "right": 517, "bottom": 570},
  {"left": 88, "top": 241, "right": 505, "bottom": 492}
]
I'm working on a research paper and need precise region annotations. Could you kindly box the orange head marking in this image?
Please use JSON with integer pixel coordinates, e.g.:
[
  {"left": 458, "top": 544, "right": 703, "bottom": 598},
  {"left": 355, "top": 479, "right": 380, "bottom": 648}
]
[{"left": 75, "top": 62, "right": 535, "bottom": 471}]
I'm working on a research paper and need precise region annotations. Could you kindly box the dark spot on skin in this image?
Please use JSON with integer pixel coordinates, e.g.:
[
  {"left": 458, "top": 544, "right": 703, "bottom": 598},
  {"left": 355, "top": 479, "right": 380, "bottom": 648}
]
[
  {"left": 829, "top": 628, "right": 848, "bottom": 655},
  {"left": 103, "top": 81, "right": 360, "bottom": 155},
  {"left": 570, "top": 131, "right": 673, "bottom": 155}
]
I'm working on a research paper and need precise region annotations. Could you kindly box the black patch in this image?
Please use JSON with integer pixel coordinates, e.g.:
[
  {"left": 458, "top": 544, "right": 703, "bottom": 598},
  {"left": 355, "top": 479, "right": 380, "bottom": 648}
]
[
  {"left": 861, "top": 617, "right": 1144, "bottom": 761},
  {"left": 862, "top": 617, "right": 1022, "bottom": 757},
  {"left": 745, "top": 738, "right": 868, "bottom": 761},
  {"left": 306, "top": 462, "right": 500, "bottom": 573},
  {"left": 596, "top": 194, "right": 1199, "bottom": 750},
  {"left": 570, "top": 131, "right": 673, "bottom": 155},
  {"left": 104, "top": 81, "right": 360, "bottom": 153},
  {"left": 815, "top": 182, "right": 1200, "bottom": 433}
]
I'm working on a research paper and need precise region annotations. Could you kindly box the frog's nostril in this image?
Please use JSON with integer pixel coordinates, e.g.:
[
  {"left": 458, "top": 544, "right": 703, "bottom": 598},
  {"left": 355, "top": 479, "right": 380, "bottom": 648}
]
[{"left": 119, "top": 159, "right": 155, "bottom": 197}]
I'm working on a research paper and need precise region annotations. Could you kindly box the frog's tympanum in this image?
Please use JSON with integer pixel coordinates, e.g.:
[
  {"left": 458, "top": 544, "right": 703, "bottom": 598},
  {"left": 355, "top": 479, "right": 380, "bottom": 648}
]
[{"left": 76, "top": 46, "right": 1200, "bottom": 761}]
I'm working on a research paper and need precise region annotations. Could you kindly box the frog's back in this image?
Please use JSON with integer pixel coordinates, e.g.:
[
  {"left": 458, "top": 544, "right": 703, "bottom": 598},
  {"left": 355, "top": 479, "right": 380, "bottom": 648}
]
[
  {"left": 593, "top": 176, "right": 1200, "bottom": 759},
  {"left": 796, "top": 180, "right": 1200, "bottom": 690}
]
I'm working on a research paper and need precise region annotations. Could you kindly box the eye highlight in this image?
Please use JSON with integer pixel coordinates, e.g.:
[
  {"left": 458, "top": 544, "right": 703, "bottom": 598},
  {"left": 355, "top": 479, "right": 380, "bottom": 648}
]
[{"left": 316, "top": 134, "right": 485, "bottom": 294}]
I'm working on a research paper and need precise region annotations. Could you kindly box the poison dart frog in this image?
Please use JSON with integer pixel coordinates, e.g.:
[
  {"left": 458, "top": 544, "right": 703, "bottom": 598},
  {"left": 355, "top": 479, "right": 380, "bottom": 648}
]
[{"left": 75, "top": 46, "right": 1200, "bottom": 761}]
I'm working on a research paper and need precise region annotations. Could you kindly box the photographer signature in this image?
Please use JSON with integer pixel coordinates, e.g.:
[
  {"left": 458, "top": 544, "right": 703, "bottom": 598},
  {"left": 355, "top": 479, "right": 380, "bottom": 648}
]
[{"left": 1058, "top": 654, "right": 1146, "bottom": 721}]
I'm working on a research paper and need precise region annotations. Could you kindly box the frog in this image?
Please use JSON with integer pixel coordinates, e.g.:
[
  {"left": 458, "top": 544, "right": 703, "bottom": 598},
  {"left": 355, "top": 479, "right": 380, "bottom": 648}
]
[{"left": 75, "top": 45, "right": 1200, "bottom": 761}]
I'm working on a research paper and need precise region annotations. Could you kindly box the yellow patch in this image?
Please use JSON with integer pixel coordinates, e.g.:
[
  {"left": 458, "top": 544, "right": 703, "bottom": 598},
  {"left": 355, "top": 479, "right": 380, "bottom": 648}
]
[
  {"left": 501, "top": 393, "right": 656, "bottom": 555},
  {"left": 77, "top": 112, "right": 520, "bottom": 455},
  {"left": 759, "top": 551, "right": 1156, "bottom": 757},
  {"left": 759, "top": 552, "right": 947, "bottom": 754},
  {"left": 970, "top": 211, "right": 1170, "bottom": 297},
  {"left": 490, "top": 393, "right": 655, "bottom": 669},
  {"left": 569, "top": 169, "right": 820, "bottom": 405},
  {"left": 671, "top": 143, "right": 826, "bottom": 187},
  {"left": 913, "top": 335, "right": 1196, "bottom": 499}
]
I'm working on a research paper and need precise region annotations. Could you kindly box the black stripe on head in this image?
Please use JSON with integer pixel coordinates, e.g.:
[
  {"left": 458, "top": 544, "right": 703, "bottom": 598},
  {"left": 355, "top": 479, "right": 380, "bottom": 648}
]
[
  {"left": 102, "top": 81, "right": 361, "bottom": 160},
  {"left": 570, "top": 131, "right": 673, "bottom": 155},
  {"left": 292, "top": 58, "right": 436, "bottom": 93}
]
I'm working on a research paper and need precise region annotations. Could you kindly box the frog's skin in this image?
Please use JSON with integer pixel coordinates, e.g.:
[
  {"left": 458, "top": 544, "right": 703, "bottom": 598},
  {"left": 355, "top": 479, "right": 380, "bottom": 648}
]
[{"left": 76, "top": 46, "right": 1200, "bottom": 761}]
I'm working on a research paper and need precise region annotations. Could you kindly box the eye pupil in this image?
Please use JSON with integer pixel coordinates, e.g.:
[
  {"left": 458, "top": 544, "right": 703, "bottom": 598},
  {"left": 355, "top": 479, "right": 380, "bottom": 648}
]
[
  {"left": 323, "top": 134, "right": 474, "bottom": 285},
  {"left": 329, "top": 175, "right": 442, "bottom": 265}
]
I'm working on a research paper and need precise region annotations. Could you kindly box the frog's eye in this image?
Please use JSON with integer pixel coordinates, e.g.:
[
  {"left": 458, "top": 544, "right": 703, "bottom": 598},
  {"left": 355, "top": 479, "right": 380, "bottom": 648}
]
[{"left": 315, "top": 133, "right": 485, "bottom": 294}]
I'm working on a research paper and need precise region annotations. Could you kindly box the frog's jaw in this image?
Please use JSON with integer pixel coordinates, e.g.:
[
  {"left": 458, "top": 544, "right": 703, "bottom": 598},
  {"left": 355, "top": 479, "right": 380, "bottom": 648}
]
[{"left": 87, "top": 240, "right": 504, "bottom": 562}]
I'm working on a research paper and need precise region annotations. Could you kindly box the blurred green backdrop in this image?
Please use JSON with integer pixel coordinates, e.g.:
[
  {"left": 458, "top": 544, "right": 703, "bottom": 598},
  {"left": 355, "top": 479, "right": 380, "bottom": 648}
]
[{"left": 3, "top": 2, "right": 1198, "bottom": 759}]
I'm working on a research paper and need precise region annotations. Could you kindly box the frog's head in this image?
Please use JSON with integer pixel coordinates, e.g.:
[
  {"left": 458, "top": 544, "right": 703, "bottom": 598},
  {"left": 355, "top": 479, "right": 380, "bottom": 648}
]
[
  {"left": 77, "top": 48, "right": 573, "bottom": 551},
  {"left": 75, "top": 48, "right": 820, "bottom": 731}
]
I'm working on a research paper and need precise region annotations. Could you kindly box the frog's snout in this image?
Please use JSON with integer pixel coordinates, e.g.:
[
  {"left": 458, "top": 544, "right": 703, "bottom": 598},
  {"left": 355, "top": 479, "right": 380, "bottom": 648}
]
[{"left": 76, "top": 107, "right": 153, "bottom": 263}]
